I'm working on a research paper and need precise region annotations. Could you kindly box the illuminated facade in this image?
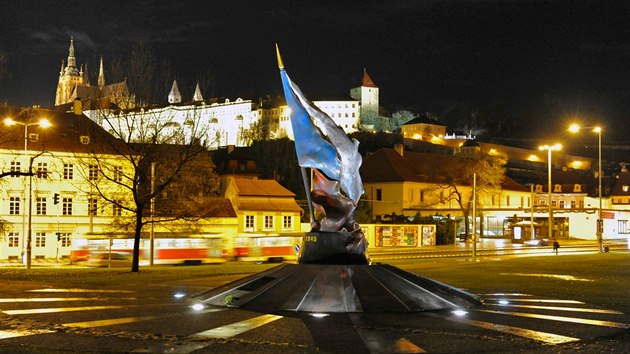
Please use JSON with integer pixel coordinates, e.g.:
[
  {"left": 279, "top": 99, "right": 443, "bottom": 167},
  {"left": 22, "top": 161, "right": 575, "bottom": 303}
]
[
  {"left": 55, "top": 38, "right": 132, "bottom": 108},
  {"left": 0, "top": 107, "right": 135, "bottom": 260},
  {"left": 361, "top": 147, "right": 532, "bottom": 235},
  {"left": 224, "top": 177, "right": 303, "bottom": 235},
  {"left": 401, "top": 115, "right": 447, "bottom": 142}
]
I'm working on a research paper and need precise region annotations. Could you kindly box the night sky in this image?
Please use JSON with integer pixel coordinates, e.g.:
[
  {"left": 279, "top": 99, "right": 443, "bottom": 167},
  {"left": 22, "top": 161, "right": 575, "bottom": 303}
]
[{"left": 2, "top": 0, "right": 630, "bottom": 140}]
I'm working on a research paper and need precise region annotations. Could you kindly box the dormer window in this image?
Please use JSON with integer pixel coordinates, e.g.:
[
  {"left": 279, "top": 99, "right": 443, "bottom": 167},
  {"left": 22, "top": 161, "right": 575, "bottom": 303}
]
[
  {"left": 80, "top": 136, "right": 90, "bottom": 144},
  {"left": 535, "top": 184, "right": 543, "bottom": 193},
  {"left": 573, "top": 184, "right": 582, "bottom": 193},
  {"left": 554, "top": 184, "right": 562, "bottom": 192},
  {"left": 29, "top": 133, "right": 38, "bottom": 142},
  {"left": 623, "top": 185, "right": 629, "bottom": 192}
]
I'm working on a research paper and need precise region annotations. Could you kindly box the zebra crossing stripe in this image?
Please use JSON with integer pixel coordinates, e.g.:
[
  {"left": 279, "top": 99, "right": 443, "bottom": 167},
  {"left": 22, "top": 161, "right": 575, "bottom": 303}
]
[
  {"left": 191, "top": 314, "right": 283, "bottom": 339},
  {"left": 487, "top": 303, "right": 623, "bottom": 314},
  {"left": 63, "top": 308, "right": 224, "bottom": 328},
  {"left": 0, "top": 297, "right": 136, "bottom": 303},
  {"left": 3, "top": 305, "right": 128, "bottom": 315},
  {"left": 0, "top": 329, "right": 55, "bottom": 339},
  {"left": 450, "top": 317, "right": 580, "bottom": 345},
  {"left": 478, "top": 309, "right": 630, "bottom": 329}
]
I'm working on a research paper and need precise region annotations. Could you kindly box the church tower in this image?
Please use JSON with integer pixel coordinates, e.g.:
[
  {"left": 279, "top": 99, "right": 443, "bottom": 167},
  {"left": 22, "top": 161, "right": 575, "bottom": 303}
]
[
  {"left": 55, "top": 37, "right": 86, "bottom": 106},
  {"left": 192, "top": 82, "right": 204, "bottom": 101},
  {"left": 98, "top": 57, "right": 105, "bottom": 88},
  {"left": 350, "top": 69, "right": 379, "bottom": 126},
  {"left": 168, "top": 80, "right": 182, "bottom": 103}
]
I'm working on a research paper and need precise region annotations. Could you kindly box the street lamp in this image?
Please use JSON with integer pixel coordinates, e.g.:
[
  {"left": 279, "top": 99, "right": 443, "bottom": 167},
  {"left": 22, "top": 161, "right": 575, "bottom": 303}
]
[
  {"left": 4, "top": 116, "right": 52, "bottom": 269},
  {"left": 569, "top": 123, "right": 604, "bottom": 253},
  {"left": 538, "top": 143, "right": 562, "bottom": 241}
]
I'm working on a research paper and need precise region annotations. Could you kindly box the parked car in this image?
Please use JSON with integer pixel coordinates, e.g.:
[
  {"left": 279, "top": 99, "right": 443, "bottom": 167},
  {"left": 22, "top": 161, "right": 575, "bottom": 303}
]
[{"left": 86, "top": 251, "right": 133, "bottom": 268}]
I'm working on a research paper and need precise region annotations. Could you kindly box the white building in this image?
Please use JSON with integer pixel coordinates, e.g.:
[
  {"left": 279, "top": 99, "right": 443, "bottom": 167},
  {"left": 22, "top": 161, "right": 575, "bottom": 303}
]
[{"left": 85, "top": 69, "right": 383, "bottom": 147}]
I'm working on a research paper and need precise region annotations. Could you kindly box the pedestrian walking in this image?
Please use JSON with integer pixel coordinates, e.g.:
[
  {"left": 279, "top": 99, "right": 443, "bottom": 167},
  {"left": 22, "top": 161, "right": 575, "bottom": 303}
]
[{"left": 552, "top": 239, "right": 560, "bottom": 255}]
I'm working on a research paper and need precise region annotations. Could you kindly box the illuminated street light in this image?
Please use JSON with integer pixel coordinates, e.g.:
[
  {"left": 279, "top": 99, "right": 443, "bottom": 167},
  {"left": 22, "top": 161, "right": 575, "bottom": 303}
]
[
  {"left": 3, "top": 116, "right": 52, "bottom": 269},
  {"left": 538, "top": 144, "right": 562, "bottom": 241},
  {"left": 569, "top": 123, "right": 604, "bottom": 253}
]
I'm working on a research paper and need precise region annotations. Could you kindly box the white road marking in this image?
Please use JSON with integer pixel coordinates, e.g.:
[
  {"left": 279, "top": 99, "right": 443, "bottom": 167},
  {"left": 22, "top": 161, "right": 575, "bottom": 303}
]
[
  {"left": 3, "top": 305, "right": 129, "bottom": 315},
  {"left": 63, "top": 308, "right": 224, "bottom": 328},
  {"left": 191, "top": 314, "right": 283, "bottom": 339},
  {"left": 0, "top": 329, "right": 55, "bottom": 339},
  {"left": 449, "top": 317, "right": 580, "bottom": 344},
  {"left": 478, "top": 309, "right": 630, "bottom": 328}
]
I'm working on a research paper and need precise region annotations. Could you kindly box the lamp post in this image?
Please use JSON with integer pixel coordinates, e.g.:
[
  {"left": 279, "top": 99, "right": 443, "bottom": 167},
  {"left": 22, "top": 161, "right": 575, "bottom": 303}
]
[
  {"left": 4, "top": 116, "right": 51, "bottom": 269},
  {"left": 569, "top": 124, "right": 604, "bottom": 252},
  {"left": 539, "top": 144, "right": 562, "bottom": 241}
]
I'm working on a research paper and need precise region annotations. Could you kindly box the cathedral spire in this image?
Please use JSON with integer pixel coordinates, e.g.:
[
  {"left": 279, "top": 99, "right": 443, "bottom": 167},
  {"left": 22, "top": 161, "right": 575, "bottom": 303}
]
[
  {"left": 193, "top": 82, "right": 203, "bottom": 101},
  {"left": 67, "top": 37, "right": 77, "bottom": 69},
  {"left": 59, "top": 60, "right": 64, "bottom": 76},
  {"left": 98, "top": 56, "right": 105, "bottom": 88}
]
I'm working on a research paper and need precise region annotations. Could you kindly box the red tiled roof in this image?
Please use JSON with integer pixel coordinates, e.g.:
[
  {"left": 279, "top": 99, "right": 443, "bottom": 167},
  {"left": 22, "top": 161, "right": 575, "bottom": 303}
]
[
  {"left": 238, "top": 198, "right": 303, "bottom": 212},
  {"left": 233, "top": 179, "right": 295, "bottom": 197},
  {"left": 361, "top": 70, "right": 377, "bottom": 88},
  {"left": 361, "top": 148, "right": 527, "bottom": 192},
  {"left": 0, "top": 106, "right": 127, "bottom": 155}
]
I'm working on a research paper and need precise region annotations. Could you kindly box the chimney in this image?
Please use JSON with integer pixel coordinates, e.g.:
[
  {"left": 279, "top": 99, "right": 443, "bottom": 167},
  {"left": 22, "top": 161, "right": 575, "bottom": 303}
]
[
  {"left": 394, "top": 144, "right": 404, "bottom": 156},
  {"left": 73, "top": 98, "right": 82, "bottom": 116}
]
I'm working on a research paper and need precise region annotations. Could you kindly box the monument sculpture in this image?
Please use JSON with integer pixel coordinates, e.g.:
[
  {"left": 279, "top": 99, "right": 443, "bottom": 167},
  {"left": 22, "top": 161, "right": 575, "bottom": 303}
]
[{"left": 276, "top": 45, "right": 368, "bottom": 264}]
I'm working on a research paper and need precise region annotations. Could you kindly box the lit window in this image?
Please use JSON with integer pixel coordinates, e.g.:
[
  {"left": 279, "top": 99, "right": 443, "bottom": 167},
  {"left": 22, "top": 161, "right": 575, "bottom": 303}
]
[
  {"left": 10, "top": 161, "right": 21, "bottom": 177},
  {"left": 59, "top": 233, "right": 71, "bottom": 247},
  {"left": 264, "top": 215, "right": 274, "bottom": 230},
  {"left": 618, "top": 220, "right": 628, "bottom": 234},
  {"left": 623, "top": 185, "right": 629, "bottom": 192},
  {"left": 8, "top": 232, "right": 19, "bottom": 247},
  {"left": 283, "top": 216, "right": 293, "bottom": 230},
  {"left": 88, "top": 165, "right": 99, "bottom": 180},
  {"left": 62, "top": 198, "right": 73, "bottom": 215},
  {"left": 88, "top": 197, "right": 98, "bottom": 216},
  {"left": 36, "top": 197, "right": 47, "bottom": 215},
  {"left": 35, "top": 232, "right": 46, "bottom": 247},
  {"left": 113, "top": 166, "right": 123, "bottom": 182},
  {"left": 9, "top": 197, "right": 20, "bottom": 215},
  {"left": 245, "top": 215, "right": 255, "bottom": 230},
  {"left": 64, "top": 164, "right": 74, "bottom": 179},
  {"left": 36, "top": 162, "right": 48, "bottom": 178}
]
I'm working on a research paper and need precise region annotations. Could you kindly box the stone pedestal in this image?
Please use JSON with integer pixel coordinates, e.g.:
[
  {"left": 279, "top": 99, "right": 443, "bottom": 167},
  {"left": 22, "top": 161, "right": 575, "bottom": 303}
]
[{"left": 298, "top": 231, "right": 369, "bottom": 264}]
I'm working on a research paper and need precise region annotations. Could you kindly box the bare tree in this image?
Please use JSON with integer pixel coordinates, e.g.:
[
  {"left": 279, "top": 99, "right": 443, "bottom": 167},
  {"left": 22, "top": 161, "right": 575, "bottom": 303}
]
[
  {"left": 433, "top": 152, "right": 507, "bottom": 239},
  {"left": 79, "top": 47, "right": 218, "bottom": 272}
]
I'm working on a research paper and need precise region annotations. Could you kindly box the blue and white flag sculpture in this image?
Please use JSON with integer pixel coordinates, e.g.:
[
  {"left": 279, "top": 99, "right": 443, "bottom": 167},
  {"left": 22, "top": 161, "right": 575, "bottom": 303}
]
[{"left": 277, "top": 45, "right": 366, "bottom": 258}]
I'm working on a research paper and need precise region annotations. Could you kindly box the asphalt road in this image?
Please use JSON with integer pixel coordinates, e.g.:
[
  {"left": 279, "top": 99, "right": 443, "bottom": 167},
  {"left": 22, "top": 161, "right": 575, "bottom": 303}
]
[{"left": 1, "top": 263, "right": 629, "bottom": 353}]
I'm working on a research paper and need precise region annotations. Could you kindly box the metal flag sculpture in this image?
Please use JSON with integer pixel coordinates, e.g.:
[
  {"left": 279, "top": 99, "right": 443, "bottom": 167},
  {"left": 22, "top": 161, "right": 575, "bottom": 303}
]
[{"left": 277, "top": 45, "right": 368, "bottom": 263}]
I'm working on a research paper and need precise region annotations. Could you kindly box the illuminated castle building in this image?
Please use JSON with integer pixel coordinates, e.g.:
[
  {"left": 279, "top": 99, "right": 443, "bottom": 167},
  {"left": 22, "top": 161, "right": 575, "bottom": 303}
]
[
  {"left": 55, "top": 38, "right": 132, "bottom": 108},
  {"left": 83, "top": 68, "right": 385, "bottom": 148}
]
